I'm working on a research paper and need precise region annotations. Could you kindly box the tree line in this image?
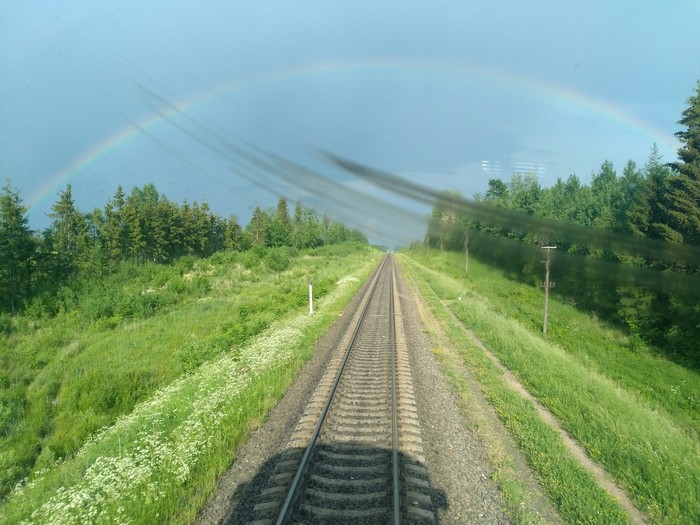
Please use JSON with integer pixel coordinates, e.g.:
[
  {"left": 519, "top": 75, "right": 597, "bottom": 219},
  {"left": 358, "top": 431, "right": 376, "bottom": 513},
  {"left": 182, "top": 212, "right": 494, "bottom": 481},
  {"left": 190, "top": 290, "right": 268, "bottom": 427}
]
[
  {"left": 424, "top": 81, "right": 700, "bottom": 367},
  {"left": 0, "top": 182, "right": 367, "bottom": 316}
]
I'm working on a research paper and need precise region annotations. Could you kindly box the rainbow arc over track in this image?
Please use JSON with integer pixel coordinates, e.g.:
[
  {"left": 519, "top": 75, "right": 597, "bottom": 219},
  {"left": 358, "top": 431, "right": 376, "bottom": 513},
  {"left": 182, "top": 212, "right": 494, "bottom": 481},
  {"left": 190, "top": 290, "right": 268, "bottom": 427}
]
[{"left": 28, "top": 58, "right": 678, "bottom": 213}]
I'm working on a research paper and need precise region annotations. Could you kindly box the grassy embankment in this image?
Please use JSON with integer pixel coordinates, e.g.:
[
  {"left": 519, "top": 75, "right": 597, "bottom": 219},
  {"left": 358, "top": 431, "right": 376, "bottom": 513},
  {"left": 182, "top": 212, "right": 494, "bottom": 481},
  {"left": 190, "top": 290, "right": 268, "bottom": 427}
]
[
  {"left": 0, "top": 243, "right": 379, "bottom": 524},
  {"left": 401, "top": 249, "right": 699, "bottom": 525}
]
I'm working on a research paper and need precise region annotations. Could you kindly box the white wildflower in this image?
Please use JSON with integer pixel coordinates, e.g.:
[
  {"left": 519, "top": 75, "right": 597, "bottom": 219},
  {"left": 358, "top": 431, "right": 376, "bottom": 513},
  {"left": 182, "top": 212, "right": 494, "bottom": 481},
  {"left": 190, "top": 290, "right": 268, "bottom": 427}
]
[{"left": 11, "top": 262, "right": 370, "bottom": 523}]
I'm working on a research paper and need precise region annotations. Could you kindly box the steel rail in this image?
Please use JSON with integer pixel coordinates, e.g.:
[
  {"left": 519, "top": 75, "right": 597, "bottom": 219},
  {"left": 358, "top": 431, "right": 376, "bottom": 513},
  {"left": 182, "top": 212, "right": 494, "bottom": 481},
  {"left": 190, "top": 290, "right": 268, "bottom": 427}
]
[
  {"left": 274, "top": 254, "right": 390, "bottom": 525},
  {"left": 390, "top": 257, "right": 402, "bottom": 525}
]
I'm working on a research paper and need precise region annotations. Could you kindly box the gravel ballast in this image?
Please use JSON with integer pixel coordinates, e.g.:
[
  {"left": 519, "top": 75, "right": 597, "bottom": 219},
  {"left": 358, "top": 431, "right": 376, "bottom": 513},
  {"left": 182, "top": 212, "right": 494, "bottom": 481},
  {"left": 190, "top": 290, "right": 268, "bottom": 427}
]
[{"left": 196, "top": 259, "right": 517, "bottom": 524}]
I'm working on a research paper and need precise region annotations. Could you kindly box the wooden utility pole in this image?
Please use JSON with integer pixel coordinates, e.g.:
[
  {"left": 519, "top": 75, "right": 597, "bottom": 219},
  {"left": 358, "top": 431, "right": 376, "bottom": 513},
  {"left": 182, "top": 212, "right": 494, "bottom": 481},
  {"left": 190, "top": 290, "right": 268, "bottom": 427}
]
[{"left": 541, "top": 246, "right": 556, "bottom": 336}]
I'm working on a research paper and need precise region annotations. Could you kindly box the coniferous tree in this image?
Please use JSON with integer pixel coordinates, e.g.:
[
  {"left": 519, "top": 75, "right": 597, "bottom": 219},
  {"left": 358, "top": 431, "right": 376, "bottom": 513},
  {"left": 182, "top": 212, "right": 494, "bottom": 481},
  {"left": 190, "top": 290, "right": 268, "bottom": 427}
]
[
  {"left": 265, "top": 198, "right": 291, "bottom": 248},
  {"left": 626, "top": 144, "right": 676, "bottom": 241},
  {"left": 165, "top": 200, "right": 185, "bottom": 259},
  {"left": 0, "top": 182, "right": 34, "bottom": 312},
  {"left": 193, "top": 201, "right": 213, "bottom": 256},
  {"left": 210, "top": 213, "right": 227, "bottom": 254},
  {"left": 150, "top": 199, "right": 174, "bottom": 262},
  {"left": 321, "top": 212, "right": 330, "bottom": 245},
  {"left": 178, "top": 201, "right": 196, "bottom": 256},
  {"left": 248, "top": 206, "right": 269, "bottom": 247},
  {"left": 276, "top": 197, "right": 291, "bottom": 232},
  {"left": 615, "top": 160, "right": 643, "bottom": 233},
  {"left": 83, "top": 208, "right": 106, "bottom": 274},
  {"left": 294, "top": 200, "right": 303, "bottom": 224},
  {"left": 101, "top": 200, "right": 122, "bottom": 263},
  {"left": 224, "top": 215, "right": 243, "bottom": 251},
  {"left": 667, "top": 81, "right": 700, "bottom": 245},
  {"left": 122, "top": 196, "right": 146, "bottom": 261},
  {"left": 590, "top": 161, "right": 618, "bottom": 230},
  {"left": 114, "top": 185, "right": 126, "bottom": 210},
  {"left": 100, "top": 185, "right": 127, "bottom": 264},
  {"left": 48, "top": 184, "right": 90, "bottom": 277}
]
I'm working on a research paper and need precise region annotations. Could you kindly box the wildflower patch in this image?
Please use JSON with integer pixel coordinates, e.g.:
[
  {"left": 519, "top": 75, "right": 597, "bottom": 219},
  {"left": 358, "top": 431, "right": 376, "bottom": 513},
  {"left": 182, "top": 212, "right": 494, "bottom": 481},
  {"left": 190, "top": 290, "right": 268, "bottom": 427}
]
[{"left": 3, "top": 264, "right": 371, "bottom": 525}]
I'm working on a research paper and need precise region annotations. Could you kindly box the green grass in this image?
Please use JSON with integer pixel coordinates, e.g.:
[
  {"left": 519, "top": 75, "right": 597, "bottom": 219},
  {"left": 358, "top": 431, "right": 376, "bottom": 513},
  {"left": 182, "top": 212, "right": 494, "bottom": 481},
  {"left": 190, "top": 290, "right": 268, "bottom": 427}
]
[
  {"left": 424, "top": 344, "right": 554, "bottom": 525},
  {"left": 409, "top": 249, "right": 699, "bottom": 440},
  {"left": 0, "top": 243, "right": 379, "bottom": 523},
  {"left": 401, "top": 249, "right": 700, "bottom": 524},
  {"left": 400, "top": 255, "right": 629, "bottom": 524}
]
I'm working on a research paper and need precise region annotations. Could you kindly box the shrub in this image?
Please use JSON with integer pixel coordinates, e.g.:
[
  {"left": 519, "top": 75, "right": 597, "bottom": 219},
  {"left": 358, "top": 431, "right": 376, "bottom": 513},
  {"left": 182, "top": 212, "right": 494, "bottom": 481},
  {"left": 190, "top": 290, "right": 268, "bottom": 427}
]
[
  {"left": 169, "top": 276, "right": 188, "bottom": 295},
  {"left": 177, "top": 335, "right": 219, "bottom": 373},
  {"left": 243, "top": 245, "right": 266, "bottom": 269},
  {"left": 175, "top": 255, "right": 198, "bottom": 275},
  {"left": 191, "top": 275, "right": 211, "bottom": 295},
  {"left": 79, "top": 289, "right": 116, "bottom": 321},
  {"left": 23, "top": 294, "right": 55, "bottom": 319},
  {"left": 265, "top": 248, "right": 291, "bottom": 272},
  {"left": 0, "top": 313, "right": 12, "bottom": 336},
  {"left": 209, "top": 250, "right": 239, "bottom": 266},
  {"left": 311, "top": 277, "right": 333, "bottom": 299}
]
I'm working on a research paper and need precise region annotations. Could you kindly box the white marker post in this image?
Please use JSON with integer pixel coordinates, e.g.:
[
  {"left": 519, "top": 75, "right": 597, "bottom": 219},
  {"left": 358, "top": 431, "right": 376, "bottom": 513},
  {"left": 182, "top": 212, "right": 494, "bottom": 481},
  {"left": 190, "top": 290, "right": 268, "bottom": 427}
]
[{"left": 308, "top": 280, "right": 313, "bottom": 314}]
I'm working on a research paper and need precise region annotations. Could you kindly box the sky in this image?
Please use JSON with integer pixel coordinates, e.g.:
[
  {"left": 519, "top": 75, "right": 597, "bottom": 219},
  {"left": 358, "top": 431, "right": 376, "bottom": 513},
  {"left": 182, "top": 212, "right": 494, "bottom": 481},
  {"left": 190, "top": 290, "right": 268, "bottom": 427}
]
[{"left": 1, "top": 1, "right": 699, "bottom": 245}]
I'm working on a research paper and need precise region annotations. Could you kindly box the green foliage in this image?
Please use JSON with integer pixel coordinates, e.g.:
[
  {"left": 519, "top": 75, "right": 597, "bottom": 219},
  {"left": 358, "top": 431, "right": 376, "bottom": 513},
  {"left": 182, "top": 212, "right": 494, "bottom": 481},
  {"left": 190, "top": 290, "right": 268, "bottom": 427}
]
[
  {"left": 242, "top": 244, "right": 266, "bottom": 269},
  {"left": 0, "top": 174, "right": 367, "bottom": 323},
  {"left": 425, "top": 124, "right": 700, "bottom": 366},
  {"left": 483, "top": 178, "right": 509, "bottom": 204},
  {"left": 0, "top": 242, "right": 374, "bottom": 503},
  {"left": 410, "top": 249, "right": 700, "bottom": 436},
  {"left": 403, "top": 250, "right": 700, "bottom": 524},
  {"left": 248, "top": 205, "right": 269, "bottom": 247},
  {"left": 667, "top": 80, "right": 700, "bottom": 245},
  {"left": 0, "top": 160, "right": 351, "bottom": 516},
  {"left": 0, "top": 313, "right": 12, "bottom": 336},
  {"left": 264, "top": 247, "right": 291, "bottom": 271},
  {"left": 626, "top": 145, "right": 675, "bottom": 240},
  {"left": 0, "top": 243, "right": 377, "bottom": 523},
  {"left": 47, "top": 184, "right": 91, "bottom": 279},
  {"left": 177, "top": 334, "right": 224, "bottom": 373},
  {"left": 509, "top": 173, "right": 542, "bottom": 215},
  {"left": 0, "top": 182, "right": 34, "bottom": 314}
]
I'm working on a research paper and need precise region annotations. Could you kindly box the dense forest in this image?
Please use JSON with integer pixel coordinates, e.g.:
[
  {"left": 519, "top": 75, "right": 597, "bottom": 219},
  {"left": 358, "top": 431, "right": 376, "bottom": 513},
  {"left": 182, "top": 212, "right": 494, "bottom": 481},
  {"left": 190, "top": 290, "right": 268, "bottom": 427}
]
[
  {"left": 0, "top": 182, "right": 366, "bottom": 321},
  {"left": 424, "top": 81, "right": 700, "bottom": 367}
]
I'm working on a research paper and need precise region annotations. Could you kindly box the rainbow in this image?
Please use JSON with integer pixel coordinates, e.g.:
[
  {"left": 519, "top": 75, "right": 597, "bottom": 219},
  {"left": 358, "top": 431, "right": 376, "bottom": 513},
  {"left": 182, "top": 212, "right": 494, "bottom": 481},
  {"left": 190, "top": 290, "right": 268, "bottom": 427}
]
[{"left": 28, "top": 57, "right": 679, "bottom": 213}]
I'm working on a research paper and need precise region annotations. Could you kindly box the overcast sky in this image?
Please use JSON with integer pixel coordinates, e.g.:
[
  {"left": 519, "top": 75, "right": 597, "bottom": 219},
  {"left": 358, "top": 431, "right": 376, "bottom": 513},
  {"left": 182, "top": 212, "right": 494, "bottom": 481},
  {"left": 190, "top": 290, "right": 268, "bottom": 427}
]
[{"left": 2, "top": 1, "right": 699, "bottom": 244}]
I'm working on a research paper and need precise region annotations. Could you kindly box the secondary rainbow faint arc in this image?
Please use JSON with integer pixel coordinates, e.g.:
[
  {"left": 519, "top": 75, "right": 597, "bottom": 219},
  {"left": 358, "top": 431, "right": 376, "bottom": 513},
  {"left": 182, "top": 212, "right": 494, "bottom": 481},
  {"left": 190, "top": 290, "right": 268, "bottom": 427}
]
[{"left": 28, "top": 57, "right": 677, "bottom": 213}]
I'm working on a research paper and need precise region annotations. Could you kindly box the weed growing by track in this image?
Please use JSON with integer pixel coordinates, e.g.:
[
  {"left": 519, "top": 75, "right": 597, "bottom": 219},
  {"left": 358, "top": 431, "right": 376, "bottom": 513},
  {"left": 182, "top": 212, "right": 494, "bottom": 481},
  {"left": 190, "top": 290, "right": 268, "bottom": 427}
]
[{"left": 402, "top": 250, "right": 700, "bottom": 524}]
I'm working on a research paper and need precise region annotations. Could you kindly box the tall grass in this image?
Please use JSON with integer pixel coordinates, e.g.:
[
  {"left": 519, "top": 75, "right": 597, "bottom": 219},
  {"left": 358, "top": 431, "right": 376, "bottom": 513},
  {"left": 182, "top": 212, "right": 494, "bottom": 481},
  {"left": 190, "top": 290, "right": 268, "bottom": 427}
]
[
  {"left": 0, "top": 244, "right": 378, "bottom": 523},
  {"left": 409, "top": 249, "right": 699, "bottom": 439},
  {"left": 402, "top": 250, "right": 700, "bottom": 524}
]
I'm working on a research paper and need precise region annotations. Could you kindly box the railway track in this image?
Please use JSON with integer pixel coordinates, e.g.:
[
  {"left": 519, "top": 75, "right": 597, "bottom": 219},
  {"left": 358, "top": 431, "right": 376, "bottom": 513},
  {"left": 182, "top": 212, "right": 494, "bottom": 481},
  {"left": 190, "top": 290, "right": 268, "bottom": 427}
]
[{"left": 249, "top": 255, "right": 435, "bottom": 524}]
